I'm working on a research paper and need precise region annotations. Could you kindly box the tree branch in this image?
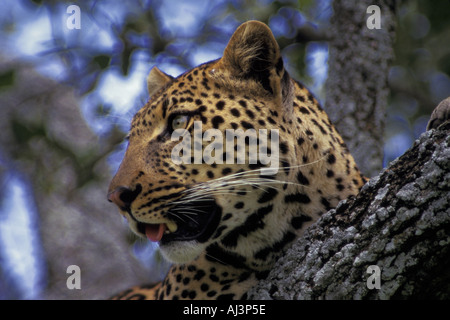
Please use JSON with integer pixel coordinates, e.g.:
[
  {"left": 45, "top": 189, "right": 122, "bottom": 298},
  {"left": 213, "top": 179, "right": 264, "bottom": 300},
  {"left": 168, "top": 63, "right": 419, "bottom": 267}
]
[{"left": 248, "top": 122, "right": 450, "bottom": 299}]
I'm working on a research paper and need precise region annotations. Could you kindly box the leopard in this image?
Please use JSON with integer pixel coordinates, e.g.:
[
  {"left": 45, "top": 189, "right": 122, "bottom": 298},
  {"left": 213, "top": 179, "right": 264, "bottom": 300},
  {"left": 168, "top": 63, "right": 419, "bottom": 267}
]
[{"left": 107, "top": 20, "right": 369, "bottom": 300}]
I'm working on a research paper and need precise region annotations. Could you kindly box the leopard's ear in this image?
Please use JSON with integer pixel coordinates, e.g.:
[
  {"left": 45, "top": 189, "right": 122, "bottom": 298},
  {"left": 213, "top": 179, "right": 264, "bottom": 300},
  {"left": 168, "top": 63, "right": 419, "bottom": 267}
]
[
  {"left": 217, "top": 21, "right": 291, "bottom": 101},
  {"left": 147, "top": 67, "right": 173, "bottom": 97}
]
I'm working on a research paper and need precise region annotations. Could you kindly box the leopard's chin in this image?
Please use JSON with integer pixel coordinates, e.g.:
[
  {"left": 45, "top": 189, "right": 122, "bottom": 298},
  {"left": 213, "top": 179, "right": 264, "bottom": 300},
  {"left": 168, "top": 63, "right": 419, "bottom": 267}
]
[{"left": 159, "top": 240, "right": 207, "bottom": 264}]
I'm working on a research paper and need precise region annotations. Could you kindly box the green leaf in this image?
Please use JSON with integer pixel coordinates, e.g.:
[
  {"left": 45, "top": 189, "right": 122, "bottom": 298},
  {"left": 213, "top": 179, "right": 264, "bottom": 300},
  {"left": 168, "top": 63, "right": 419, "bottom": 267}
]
[
  {"left": 93, "top": 55, "right": 111, "bottom": 70},
  {"left": 0, "top": 69, "right": 15, "bottom": 88}
]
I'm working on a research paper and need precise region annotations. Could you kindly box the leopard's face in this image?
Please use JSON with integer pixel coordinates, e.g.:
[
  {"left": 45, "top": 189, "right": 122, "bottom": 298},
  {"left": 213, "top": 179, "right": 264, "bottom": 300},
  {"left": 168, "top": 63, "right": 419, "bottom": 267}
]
[
  {"left": 108, "top": 60, "right": 295, "bottom": 265},
  {"left": 108, "top": 21, "right": 365, "bottom": 270}
]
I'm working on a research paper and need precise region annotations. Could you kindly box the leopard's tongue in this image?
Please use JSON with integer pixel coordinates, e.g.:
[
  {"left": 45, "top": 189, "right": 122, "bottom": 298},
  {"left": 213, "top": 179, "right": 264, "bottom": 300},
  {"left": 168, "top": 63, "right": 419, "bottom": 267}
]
[{"left": 145, "top": 224, "right": 166, "bottom": 242}]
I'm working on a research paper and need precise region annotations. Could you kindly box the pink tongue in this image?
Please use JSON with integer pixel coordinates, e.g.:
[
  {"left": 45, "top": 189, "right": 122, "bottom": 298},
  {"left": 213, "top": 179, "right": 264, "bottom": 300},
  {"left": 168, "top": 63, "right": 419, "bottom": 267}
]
[{"left": 145, "top": 224, "right": 166, "bottom": 242}]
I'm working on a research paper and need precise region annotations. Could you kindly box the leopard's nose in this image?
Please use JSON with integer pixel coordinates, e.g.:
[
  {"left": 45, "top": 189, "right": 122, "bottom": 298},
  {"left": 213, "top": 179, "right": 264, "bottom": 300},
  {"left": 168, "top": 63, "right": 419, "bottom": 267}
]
[{"left": 107, "top": 184, "right": 142, "bottom": 211}]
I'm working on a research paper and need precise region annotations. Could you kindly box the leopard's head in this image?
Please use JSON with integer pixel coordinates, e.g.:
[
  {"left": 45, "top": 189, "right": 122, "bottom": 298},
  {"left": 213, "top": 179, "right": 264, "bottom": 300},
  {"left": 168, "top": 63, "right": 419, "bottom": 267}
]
[{"left": 108, "top": 21, "right": 309, "bottom": 269}]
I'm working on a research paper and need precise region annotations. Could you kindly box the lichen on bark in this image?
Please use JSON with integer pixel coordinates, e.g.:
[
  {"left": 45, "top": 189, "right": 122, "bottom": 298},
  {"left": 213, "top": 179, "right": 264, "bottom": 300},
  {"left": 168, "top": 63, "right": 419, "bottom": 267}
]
[{"left": 248, "top": 122, "right": 450, "bottom": 300}]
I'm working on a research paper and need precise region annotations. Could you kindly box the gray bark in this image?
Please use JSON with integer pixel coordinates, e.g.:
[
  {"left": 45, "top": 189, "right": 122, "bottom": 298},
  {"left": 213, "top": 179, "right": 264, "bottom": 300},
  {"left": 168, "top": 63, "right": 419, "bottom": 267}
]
[
  {"left": 325, "top": 0, "right": 397, "bottom": 177},
  {"left": 248, "top": 121, "right": 450, "bottom": 299}
]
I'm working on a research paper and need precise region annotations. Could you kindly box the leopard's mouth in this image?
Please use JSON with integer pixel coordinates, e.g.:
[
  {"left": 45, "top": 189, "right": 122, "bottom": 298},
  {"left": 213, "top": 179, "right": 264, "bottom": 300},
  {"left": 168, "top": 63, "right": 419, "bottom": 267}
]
[{"left": 136, "top": 199, "right": 221, "bottom": 244}]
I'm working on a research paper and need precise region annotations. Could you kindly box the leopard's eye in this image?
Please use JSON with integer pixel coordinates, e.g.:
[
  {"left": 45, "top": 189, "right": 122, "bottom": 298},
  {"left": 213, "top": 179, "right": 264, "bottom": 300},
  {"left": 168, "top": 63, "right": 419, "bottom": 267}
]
[{"left": 171, "top": 114, "right": 190, "bottom": 131}]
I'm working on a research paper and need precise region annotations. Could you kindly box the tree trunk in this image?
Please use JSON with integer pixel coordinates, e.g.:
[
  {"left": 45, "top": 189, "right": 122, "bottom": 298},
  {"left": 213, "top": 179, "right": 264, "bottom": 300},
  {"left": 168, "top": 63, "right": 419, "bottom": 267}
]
[
  {"left": 324, "top": 0, "right": 397, "bottom": 177},
  {"left": 248, "top": 122, "right": 450, "bottom": 299}
]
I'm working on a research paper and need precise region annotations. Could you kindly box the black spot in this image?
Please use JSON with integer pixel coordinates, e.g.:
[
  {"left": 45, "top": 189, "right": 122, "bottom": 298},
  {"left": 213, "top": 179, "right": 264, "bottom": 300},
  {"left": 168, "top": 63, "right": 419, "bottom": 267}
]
[
  {"left": 216, "top": 101, "right": 225, "bottom": 110},
  {"left": 234, "top": 202, "right": 243, "bottom": 209},
  {"left": 297, "top": 137, "right": 305, "bottom": 146},
  {"left": 194, "top": 270, "right": 205, "bottom": 281},
  {"left": 336, "top": 183, "right": 345, "bottom": 191},
  {"left": 230, "top": 108, "right": 240, "bottom": 117},
  {"left": 326, "top": 169, "right": 334, "bottom": 178},
  {"left": 321, "top": 197, "right": 332, "bottom": 210},
  {"left": 248, "top": 162, "right": 263, "bottom": 170},
  {"left": 207, "top": 291, "right": 217, "bottom": 297},
  {"left": 257, "top": 188, "right": 278, "bottom": 203},
  {"left": 200, "top": 283, "right": 209, "bottom": 292},
  {"left": 187, "top": 265, "right": 196, "bottom": 272},
  {"left": 222, "top": 167, "right": 232, "bottom": 175},
  {"left": 161, "top": 99, "right": 169, "bottom": 119},
  {"left": 238, "top": 100, "right": 247, "bottom": 108},
  {"left": 279, "top": 141, "right": 289, "bottom": 154},
  {"left": 297, "top": 171, "right": 310, "bottom": 185},
  {"left": 281, "top": 160, "right": 290, "bottom": 175},
  {"left": 291, "top": 215, "right": 312, "bottom": 229},
  {"left": 209, "top": 274, "right": 219, "bottom": 282},
  {"left": 221, "top": 205, "right": 273, "bottom": 248},
  {"left": 312, "top": 119, "right": 327, "bottom": 134},
  {"left": 213, "top": 225, "right": 227, "bottom": 239},
  {"left": 327, "top": 153, "right": 336, "bottom": 164},
  {"left": 299, "top": 106, "right": 310, "bottom": 114},
  {"left": 245, "top": 109, "right": 255, "bottom": 119},
  {"left": 284, "top": 193, "right": 311, "bottom": 204},
  {"left": 223, "top": 213, "right": 232, "bottom": 220},
  {"left": 241, "top": 121, "right": 254, "bottom": 130},
  {"left": 212, "top": 115, "right": 224, "bottom": 129}
]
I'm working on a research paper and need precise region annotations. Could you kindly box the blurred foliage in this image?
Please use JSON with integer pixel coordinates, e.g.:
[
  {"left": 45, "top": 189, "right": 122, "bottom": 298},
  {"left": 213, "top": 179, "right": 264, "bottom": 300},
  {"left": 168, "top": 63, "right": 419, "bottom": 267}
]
[
  {"left": 0, "top": 69, "right": 15, "bottom": 88},
  {"left": 384, "top": 0, "right": 450, "bottom": 163},
  {"left": 10, "top": 0, "right": 446, "bottom": 142}
]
